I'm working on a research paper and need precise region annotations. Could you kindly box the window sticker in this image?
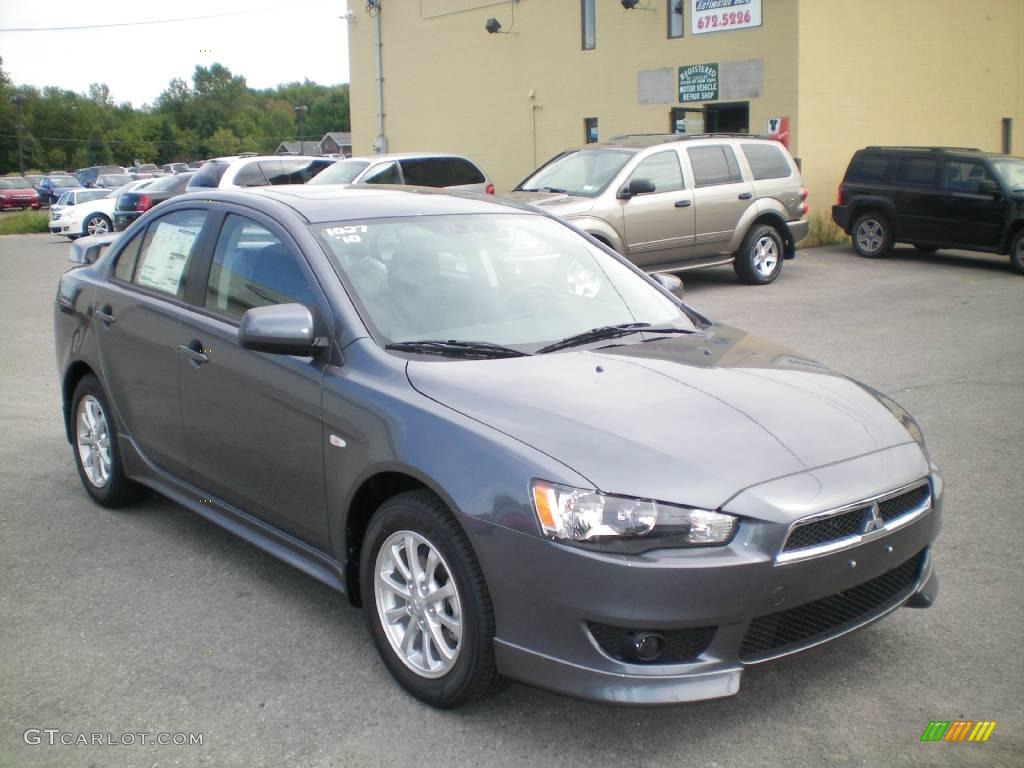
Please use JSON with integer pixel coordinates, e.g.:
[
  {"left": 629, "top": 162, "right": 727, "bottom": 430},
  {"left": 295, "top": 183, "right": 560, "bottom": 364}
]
[{"left": 136, "top": 223, "right": 200, "bottom": 294}]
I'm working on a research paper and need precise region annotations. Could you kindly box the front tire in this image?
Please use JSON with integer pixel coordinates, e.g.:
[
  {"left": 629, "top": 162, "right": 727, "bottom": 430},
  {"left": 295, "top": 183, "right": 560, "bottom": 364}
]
[
  {"left": 360, "top": 490, "right": 506, "bottom": 708},
  {"left": 1010, "top": 230, "right": 1024, "bottom": 275},
  {"left": 734, "top": 224, "right": 784, "bottom": 285},
  {"left": 852, "top": 212, "right": 894, "bottom": 258},
  {"left": 84, "top": 213, "right": 111, "bottom": 236},
  {"left": 70, "top": 374, "right": 145, "bottom": 507}
]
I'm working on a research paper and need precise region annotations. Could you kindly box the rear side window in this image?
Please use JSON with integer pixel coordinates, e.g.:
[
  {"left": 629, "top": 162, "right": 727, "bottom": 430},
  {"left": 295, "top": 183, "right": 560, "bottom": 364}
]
[
  {"left": 400, "top": 158, "right": 448, "bottom": 187},
  {"left": 189, "top": 162, "right": 230, "bottom": 189},
  {"left": 894, "top": 156, "right": 939, "bottom": 188},
  {"left": 741, "top": 143, "right": 792, "bottom": 180},
  {"left": 205, "top": 214, "right": 317, "bottom": 321},
  {"left": 132, "top": 210, "right": 208, "bottom": 298},
  {"left": 629, "top": 151, "right": 684, "bottom": 193},
  {"left": 847, "top": 153, "right": 892, "bottom": 183},
  {"left": 447, "top": 158, "right": 485, "bottom": 186},
  {"left": 688, "top": 145, "right": 744, "bottom": 187}
]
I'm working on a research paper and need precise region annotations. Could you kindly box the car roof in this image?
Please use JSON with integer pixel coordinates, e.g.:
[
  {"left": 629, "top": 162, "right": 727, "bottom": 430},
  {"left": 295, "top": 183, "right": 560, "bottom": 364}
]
[
  {"left": 858, "top": 146, "right": 1012, "bottom": 160},
  {"left": 172, "top": 184, "right": 536, "bottom": 224},
  {"left": 209, "top": 154, "right": 325, "bottom": 164},
  {"left": 344, "top": 152, "right": 479, "bottom": 163},
  {"left": 580, "top": 133, "right": 775, "bottom": 150}
]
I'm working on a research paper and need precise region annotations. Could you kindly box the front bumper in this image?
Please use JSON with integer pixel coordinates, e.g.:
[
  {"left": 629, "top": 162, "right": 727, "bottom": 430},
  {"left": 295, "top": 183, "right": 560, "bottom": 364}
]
[{"left": 468, "top": 472, "right": 942, "bottom": 705}]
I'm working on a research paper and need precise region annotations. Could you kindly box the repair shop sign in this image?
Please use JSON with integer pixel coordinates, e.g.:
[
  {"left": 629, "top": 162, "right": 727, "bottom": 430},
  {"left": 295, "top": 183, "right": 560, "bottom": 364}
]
[
  {"left": 692, "top": 0, "right": 763, "bottom": 35},
  {"left": 678, "top": 63, "right": 719, "bottom": 103}
]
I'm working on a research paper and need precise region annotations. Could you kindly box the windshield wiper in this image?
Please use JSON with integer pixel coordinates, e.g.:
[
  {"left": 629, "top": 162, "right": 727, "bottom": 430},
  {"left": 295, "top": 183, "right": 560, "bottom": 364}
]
[
  {"left": 385, "top": 340, "right": 529, "bottom": 359},
  {"left": 536, "top": 323, "right": 652, "bottom": 354}
]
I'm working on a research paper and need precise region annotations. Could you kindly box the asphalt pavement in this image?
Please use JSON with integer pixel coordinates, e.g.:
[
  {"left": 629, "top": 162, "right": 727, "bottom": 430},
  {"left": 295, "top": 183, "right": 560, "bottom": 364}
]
[{"left": 2, "top": 233, "right": 1022, "bottom": 768}]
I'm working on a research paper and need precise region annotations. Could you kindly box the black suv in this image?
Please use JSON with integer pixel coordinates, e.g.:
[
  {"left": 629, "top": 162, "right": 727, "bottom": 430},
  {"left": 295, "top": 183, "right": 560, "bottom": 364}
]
[{"left": 832, "top": 147, "right": 1024, "bottom": 274}]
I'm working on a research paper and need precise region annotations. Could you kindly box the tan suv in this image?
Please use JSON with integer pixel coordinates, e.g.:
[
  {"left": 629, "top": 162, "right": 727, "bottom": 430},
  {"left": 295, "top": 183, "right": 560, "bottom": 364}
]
[{"left": 508, "top": 134, "right": 809, "bottom": 284}]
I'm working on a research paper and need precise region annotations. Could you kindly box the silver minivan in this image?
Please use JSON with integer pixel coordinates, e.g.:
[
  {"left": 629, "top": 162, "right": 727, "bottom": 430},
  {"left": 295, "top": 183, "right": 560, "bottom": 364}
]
[
  {"left": 310, "top": 153, "right": 494, "bottom": 195},
  {"left": 509, "top": 134, "right": 809, "bottom": 284}
]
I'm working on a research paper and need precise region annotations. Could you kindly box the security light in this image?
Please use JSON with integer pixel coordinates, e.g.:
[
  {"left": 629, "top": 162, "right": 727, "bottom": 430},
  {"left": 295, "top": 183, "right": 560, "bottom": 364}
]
[{"left": 485, "top": 17, "right": 502, "bottom": 34}]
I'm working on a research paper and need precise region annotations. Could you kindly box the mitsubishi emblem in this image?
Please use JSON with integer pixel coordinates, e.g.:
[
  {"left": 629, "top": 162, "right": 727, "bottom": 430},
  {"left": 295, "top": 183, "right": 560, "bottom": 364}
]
[{"left": 864, "top": 503, "right": 884, "bottom": 534}]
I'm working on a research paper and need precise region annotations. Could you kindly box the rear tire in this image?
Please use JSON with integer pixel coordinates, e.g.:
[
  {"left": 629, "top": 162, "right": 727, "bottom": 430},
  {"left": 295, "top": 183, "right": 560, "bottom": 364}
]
[
  {"left": 734, "top": 224, "right": 784, "bottom": 285},
  {"left": 1010, "top": 230, "right": 1024, "bottom": 275},
  {"left": 851, "top": 212, "right": 894, "bottom": 258},
  {"left": 360, "top": 489, "right": 506, "bottom": 708},
  {"left": 70, "top": 374, "right": 146, "bottom": 508}
]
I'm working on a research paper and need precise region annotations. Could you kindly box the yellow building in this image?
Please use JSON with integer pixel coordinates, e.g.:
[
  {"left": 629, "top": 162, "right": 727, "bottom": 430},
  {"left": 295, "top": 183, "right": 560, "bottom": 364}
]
[{"left": 348, "top": 0, "right": 1024, "bottom": 212}]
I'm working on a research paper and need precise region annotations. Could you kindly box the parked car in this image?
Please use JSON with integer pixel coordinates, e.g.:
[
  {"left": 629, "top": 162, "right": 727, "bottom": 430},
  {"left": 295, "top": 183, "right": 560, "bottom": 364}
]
[
  {"left": 832, "top": 146, "right": 1024, "bottom": 274},
  {"left": 76, "top": 165, "right": 125, "bottom": 189},
  {"left": 187, "top": 161, "right": 206, "bottom": 170},
  {"left": 24, "top": 174, "right": 45, "bottom": 188},
  {"left": 50, "top": 181, "right": 152, "bottom": 239},
  {"left": 55, "top": 185, "right": 941, "bottom": 708},
  {"left": 185, "top": 155, "right": 333, "bottom": 192},
  {"left": 508, "top": 134, "right": 809, "bottom": 285},
  {"left": 0, "top": 176, "right": 41, "bottom": 210},
  {"left": 160, "top": 163, "right": 190, "bottom": 174},
  {"left": 310, "top": 153, "right": 494, "bottom": 194},
  {"left": 96, "top": 173, "right": 134, "bottom": 189},
  {"left": 35, "top": 175, "right": 83, "bottom": 206},
  {"left": 113, "top": 172, "right": 194, "bottom": 231},
  {"left": 128, "top": 164, "right": 161, "bottom": 180}
]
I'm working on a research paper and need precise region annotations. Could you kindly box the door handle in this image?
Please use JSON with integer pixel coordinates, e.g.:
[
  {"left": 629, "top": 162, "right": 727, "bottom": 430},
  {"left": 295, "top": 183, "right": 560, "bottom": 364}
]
[
  {"left": 178, "top": 342, "right": 210, "bottom": 367},
  {"left": 94, "top": 305, "right": 116, "bottom": 325},
  {"left": 738, "top": 192, "right": 753, "bottom": 200},
  {"left": 674, "top": 199, "right": 692, "bottom": 208}
]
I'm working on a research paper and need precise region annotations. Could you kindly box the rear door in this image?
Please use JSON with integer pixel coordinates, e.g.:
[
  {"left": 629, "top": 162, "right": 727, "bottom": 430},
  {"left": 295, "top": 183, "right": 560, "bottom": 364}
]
[
  {"left": 686, "top": 144, "right": 755, "bottom": 257},
  {"left": 620, "top": 149, "right": 694, "bottom": 268},
  {"left": 938, "top": 158, "right": 1005, "bottom": 248},
  {"left": 177, "top": 210, "right": 331, "bottom": 548},
  {"left": 94, "top": 208, "right": 215, "bottom": 480},
  {"left": 891, "top": 154, "right": 943, "bottom": 241}
]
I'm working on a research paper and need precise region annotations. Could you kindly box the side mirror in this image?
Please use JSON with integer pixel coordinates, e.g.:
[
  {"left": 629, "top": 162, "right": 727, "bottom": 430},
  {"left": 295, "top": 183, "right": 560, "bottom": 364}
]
[
  {"left": 619, "top": 177, "right": 656, "bottom": 199},
  {"left": 239, "top": 303, "right": 319, "bottom": 356},
  {"left": 68, "top": 233, "right": 118, "bottom": 265},
  {"left": 978, "top": 179, "right": 1001, "bottom": 197},
  {"left": 652, "top": 272, "right": 685, "bottom": 299}
]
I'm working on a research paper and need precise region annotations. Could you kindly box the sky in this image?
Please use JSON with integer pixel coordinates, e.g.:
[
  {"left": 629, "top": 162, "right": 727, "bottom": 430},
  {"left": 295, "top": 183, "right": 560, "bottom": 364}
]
[{"left": 0, "top": 0, "right": 352, "bottom": 106}]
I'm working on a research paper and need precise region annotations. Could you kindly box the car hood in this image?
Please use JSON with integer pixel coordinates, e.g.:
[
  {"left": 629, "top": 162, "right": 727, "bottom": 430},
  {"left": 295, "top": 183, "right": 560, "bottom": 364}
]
[
  {"left": 504, "top": 190, "right": 596, "bottom": 217},
  {"left": 406, "top": 324, "right": 919, "bottom": 512}
]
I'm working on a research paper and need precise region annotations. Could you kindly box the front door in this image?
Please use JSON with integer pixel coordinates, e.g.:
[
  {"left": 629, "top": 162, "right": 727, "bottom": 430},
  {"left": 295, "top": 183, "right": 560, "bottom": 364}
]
[
  {"left": 177, "top": 211, "right": 331, "bottom": 548},
  {"left": 938, "top": 158, "right": 1006, "bottom": 248},
  {"left": 620, "top": 149, "right": 695, "bottom": 268},
  {"left": 686, "top": 144, "right": 755, "bottom": 258},
  {"left": 94, "top": 209, "right": 214, "bottom": 480}
]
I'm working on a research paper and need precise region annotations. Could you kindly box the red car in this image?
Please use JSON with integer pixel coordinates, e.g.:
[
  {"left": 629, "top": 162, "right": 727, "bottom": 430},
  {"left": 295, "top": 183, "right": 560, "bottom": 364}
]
[{"left": 0, "top": 176, "right": 41, "bottom": 210}]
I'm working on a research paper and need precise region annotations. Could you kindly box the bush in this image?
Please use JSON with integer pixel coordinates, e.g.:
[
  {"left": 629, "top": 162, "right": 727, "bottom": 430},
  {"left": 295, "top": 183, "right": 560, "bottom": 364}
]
[
  {"left": 798, "top": 210, "right": 850, "bottom": 249},
  {"left": 0, "top": 210, "right": 49, "bottom": 236}
]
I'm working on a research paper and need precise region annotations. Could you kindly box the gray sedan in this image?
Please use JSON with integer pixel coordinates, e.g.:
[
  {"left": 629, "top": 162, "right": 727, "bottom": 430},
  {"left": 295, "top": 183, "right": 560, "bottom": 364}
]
[{"left": 54, "top": 185, "right": 941, "bottom": 707}]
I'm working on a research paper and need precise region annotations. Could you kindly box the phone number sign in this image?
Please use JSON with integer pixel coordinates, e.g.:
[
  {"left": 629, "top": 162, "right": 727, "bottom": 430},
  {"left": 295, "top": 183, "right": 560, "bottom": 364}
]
[
  {"left": 691, "top": 0, "right": 762, "bottom": 35},
  {"left": 678, "top": 63, "right": 718, "bottom": 103}
]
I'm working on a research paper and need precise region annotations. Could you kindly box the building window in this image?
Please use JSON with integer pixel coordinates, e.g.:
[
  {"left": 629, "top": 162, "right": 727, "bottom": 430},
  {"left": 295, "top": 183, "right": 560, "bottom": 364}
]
[
  {"left": 1003, "top": 118, "right": 1013, "bottom": 154},
  {"left": 584, "top": 117, "right": 599, "bottom": 144},
  {"left": 668, "top": 0, "right": 684, "bottom": 38},
  {"left": 581, "top": 0, "right": 596, "bottom": 50}
]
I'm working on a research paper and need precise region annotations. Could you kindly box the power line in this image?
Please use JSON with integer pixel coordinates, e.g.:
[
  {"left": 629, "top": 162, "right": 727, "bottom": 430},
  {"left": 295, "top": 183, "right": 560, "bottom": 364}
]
[
  {"left": 0, "top": 133, "right": 327, "bottom": 145},
  {"left": 0, "top": 0, "right": 333, "bottom": 33}
]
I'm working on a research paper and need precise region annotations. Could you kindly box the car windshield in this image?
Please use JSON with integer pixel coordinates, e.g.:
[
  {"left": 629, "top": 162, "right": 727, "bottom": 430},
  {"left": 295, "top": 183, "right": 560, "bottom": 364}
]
[
  {"left": 0, "top": 177, "right": 30, "bottom": 189},
  {"left": 517, "top": 149, "right": 636, "bottom": 197},
  {"left": 315, "top": 213, "right": 694, "bottom": 350},
  {"left": 52, "top": 177, "right": 79, "bottom": 187},
  {"left": 309, "top": 160, "right": 371, "bottom": 185},
  {"left": 55, "top": 192, "right": 73, "bottom": 206},
  {"left": 98, "top": 174, "right": 132, "bottom": 186},
  {"left": 990, "top": 157, "right": 1024, "bottom": 191}
]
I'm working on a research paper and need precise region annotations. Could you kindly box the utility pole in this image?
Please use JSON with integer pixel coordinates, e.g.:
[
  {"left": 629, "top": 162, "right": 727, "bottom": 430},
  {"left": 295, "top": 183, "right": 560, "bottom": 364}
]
[
  {"left": 9, "top": 95, "right": 28, "bottom": 175},
  {"left": 294, "top": 105, "right": 308, "bottom": 154}
]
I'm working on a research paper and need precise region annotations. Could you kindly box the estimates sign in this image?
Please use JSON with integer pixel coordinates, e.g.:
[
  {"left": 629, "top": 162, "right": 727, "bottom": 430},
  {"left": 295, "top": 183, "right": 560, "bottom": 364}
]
[
  {"left": 692, "top": 0, "right": 762, "bottom": 35},
  {"left": 678, "top": 63, "right": 718, "bottom": 103}
]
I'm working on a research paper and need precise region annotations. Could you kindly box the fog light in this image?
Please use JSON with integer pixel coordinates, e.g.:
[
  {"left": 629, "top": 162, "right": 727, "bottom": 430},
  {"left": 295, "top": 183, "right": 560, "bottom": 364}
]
[{"left": 628, "top": 631, "right": 665, "bottom": 662}]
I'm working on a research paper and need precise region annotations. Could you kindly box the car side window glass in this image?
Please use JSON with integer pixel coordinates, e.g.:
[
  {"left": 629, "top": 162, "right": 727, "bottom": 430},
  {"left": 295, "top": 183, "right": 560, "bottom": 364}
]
[
  {"left": 741, "top": 143, "right": 792, "bottom": 180},
  {"left": 942, "top": 161, "right": 993, "bottom": 193},
  {"left": 113, "top": 230, "right": 146, "bottom": 283},
  {"left": 131, "top": 210, "right": 208, "bottom": 298},
  {"left": 205, "top": 214, "right": 318, "bottom": 322},
  {"left": 688, "top": 146, "right": 743, "bottom": 187},
  {"left": 398, "top": 158, "right": 443, "bottom": 187},
  {"left": 847, "top": 154, "right": 891, "bottom": 183},
  {"left": 629, "top": 151, "right": 684, "bottom": 193},
  {"left": 362, "top": 162, "right": 402, "bottom": 185},
  {"left": 894, "top": 157, "right": 939, "bottom": 188},
  {"left": 234, "top": 162, "right": 268, "bottom": 188},
  {"left": 447, "top": 158, "right": 485, "bottom": 185}
]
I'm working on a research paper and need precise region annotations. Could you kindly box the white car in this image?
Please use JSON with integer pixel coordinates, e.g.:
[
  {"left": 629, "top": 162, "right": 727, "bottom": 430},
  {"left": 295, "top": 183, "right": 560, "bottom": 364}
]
[
  {"left": 185, "top": 154, "right": 334, "bottom": 191},
  {"left": 49, "top": 188, "right": 110, "bottom": 216},
  {"left": 49, "top": 180, "right": 152, "bottom": 239},
  {"left": 309, "top": 152, "right": 495, "bottom": 194}
]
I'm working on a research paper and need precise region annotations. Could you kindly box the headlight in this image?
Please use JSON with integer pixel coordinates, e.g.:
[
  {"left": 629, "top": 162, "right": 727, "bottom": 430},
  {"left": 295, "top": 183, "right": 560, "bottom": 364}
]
[{"left": 531, "top": 480, "right": 737, "bottom": 553}]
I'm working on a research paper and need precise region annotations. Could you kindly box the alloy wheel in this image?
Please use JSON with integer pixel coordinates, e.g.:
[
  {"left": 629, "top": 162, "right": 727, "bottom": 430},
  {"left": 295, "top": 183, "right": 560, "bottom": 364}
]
[
  {"left": 374, "top": 530, "right": 463, "bottom": 679},
  {"left": 855, "top": 219, "right": 885, "bottom": 254},
  {"left": 86, "top": 216, "right": 109, "bottom": 236},
  {"left": 753, "top": 235, "right": 779, "bottom": 277},
  {"left": 76, "top": 395, "right": 112, "bottom": 488}
]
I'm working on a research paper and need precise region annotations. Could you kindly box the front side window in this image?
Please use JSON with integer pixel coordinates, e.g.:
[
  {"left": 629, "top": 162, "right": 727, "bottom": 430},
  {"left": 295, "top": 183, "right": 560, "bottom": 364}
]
[
  {"left": 310, "top": 159, "right": 370, "bottom": 185},
  {"left": 362, "top": 162, "right": 402, "bottom": 185},
  {"left": 688, "top": 145, "right": 744, "bottom": 187},
  {"left": 942, "top": 160, "right": 994, "bottom": 193},
  {"left": 233, "top": 162, "right": 268, "bottom": 188},
  {"left": 581, "top": 0, "right": 596, "bottom": 50},
  {"left": 315, "top": 214, "right": 693, "bottom": 349},
  {"left": 894, "top": 156, "right": 939, "bottom": 188},
  {"left": 517, "top": 149, "right": 635, "bottom": 197},
  {"left": 205, "top": 214, "right": 317, "bottom": 322},
  {"left": 131, "top": 210, "right": 208, "bottom": 298},
  {"left": 629, "top": 151, "right": 684, "bottom": 193}
]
